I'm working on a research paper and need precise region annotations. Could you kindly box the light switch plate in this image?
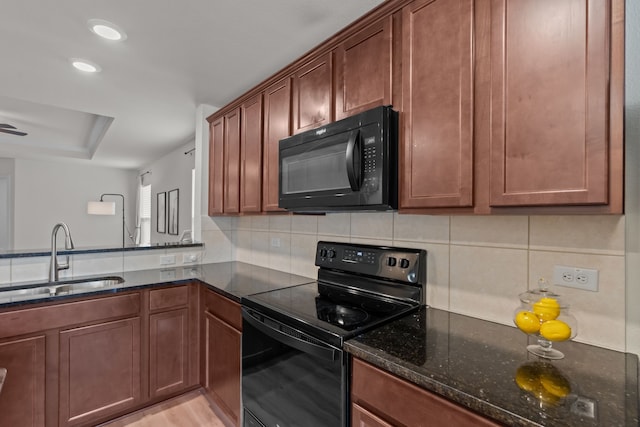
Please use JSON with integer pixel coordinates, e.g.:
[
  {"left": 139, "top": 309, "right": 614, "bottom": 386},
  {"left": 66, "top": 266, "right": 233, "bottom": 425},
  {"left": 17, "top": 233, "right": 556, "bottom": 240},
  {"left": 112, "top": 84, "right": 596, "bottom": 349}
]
[{"left": 160, "top": 255, "right": 176, "bottom": 266}]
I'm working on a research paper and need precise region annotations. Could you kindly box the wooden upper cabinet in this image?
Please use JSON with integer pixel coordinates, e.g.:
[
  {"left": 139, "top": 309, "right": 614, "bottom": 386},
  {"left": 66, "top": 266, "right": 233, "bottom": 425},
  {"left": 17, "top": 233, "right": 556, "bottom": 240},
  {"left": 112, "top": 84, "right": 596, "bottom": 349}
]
[
  {"left": 292, "top": 53, "right": 333, "bottom": 134},
  {"left": 487, "top": 0, "right": 611, "bottom": 207},
  {"left": 334, "top": 16, "right": 394, "bottom": 120},
  {"left": 400, "top": 0, "right": 474, "bottom": 209},
  {"left": 208, "top": 117, "right": 224, "bottom": 215},
  {"left": 223, "top": 108, "right": 241, "bottom": 213},
  {"left": 263, "top": 78, "right": 291, "bottom": 212},
  {"left": 241, "top": 95, "right": 263, "bottom": 213}
]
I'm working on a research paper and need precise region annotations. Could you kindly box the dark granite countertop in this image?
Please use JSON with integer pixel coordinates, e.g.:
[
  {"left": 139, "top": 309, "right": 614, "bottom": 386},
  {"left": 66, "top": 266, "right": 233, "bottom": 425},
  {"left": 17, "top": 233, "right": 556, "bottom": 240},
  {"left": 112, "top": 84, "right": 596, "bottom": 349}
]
[
  {"left": 0, "top": 242, "right": 203, "bottom": 259},
  {"left": 344, "top": 307, "right": 639, "bottom": 427},
  {"left": 0, "top": 262, "right": 314, "bottom": 307}
]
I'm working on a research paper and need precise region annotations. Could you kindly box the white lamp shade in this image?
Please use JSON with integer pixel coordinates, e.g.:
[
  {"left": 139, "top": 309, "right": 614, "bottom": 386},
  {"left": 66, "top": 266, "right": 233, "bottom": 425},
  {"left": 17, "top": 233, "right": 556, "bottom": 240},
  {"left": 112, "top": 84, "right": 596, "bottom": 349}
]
[{"left": 87, "top": 201, "right": 116, "bottom": 215}]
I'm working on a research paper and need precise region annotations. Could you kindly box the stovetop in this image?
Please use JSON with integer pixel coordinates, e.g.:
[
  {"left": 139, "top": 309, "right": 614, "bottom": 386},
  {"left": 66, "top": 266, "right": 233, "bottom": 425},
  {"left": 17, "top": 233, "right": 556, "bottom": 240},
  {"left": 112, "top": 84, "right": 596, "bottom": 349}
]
[{"left": 241, "top": 241, "right": 428, "bottom": 348}]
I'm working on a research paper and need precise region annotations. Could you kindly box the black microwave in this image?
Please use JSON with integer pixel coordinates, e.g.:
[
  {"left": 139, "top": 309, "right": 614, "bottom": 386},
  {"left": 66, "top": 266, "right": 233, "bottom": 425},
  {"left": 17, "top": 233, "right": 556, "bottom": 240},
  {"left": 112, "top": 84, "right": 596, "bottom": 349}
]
[{"left": 278, "top": 105, "right": 398, "bottom": 212}]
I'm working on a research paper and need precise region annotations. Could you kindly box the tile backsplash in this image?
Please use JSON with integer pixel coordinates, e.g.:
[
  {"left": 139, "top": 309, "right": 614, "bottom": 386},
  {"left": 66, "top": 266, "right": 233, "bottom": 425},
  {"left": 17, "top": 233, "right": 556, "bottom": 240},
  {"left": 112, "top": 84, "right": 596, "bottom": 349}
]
[
  {"left": 202, "top": 213, "right": 626, "bottom": 352},
  {"left": 0, "top": 213, "right": 627, "bottom": 353}
]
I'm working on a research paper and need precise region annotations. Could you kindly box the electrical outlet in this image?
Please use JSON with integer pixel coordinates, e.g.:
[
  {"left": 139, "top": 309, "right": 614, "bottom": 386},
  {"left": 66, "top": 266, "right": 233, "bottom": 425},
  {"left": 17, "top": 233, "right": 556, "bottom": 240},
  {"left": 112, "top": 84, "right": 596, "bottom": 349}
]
[
  {"left": 553, "top": 265, "right": 598, "bottom": 291},
  {"left": 183, "top": 253, "right": 199, "bottom": 264},
  {"left": 271, "top": 237, "right": 281, "bottom": 248},
  {"left": 160, "top": 255, "right": 176, "bottom": 266},
  {"left": 571, "top": 396, "right": 596, "bottom": 418}
]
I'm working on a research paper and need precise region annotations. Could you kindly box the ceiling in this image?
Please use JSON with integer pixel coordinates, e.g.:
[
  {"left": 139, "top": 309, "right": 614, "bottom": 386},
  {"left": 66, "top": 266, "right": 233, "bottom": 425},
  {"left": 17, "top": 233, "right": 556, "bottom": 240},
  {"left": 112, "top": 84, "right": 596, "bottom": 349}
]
[{"left": 0, "top": 0, "right": 384, "bottom": 170}]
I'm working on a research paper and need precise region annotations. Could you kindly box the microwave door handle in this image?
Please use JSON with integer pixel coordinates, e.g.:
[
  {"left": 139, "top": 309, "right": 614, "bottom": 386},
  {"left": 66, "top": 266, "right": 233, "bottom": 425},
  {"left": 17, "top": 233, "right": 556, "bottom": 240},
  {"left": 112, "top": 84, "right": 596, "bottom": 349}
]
[{"left": 345, "top": 130, "right": 362, "bottom": 191}]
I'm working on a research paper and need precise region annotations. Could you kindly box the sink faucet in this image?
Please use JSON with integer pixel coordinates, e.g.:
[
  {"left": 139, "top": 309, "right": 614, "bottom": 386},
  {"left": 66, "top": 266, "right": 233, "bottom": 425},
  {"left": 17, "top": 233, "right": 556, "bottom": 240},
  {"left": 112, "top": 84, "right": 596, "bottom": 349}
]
[{"left": 49, "top": 222, "right": 75, "bottom": 282}]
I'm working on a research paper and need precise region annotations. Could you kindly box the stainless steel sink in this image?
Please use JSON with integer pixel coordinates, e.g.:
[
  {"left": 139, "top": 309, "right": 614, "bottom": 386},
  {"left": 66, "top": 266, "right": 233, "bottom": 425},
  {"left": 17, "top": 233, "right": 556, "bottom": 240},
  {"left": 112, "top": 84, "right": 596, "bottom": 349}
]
[
  {"left": 0, "top": 276, "right": 125, "bottom": 301},
  {"left": 53, "top": 276, "right": 124, "bottom": 295}
]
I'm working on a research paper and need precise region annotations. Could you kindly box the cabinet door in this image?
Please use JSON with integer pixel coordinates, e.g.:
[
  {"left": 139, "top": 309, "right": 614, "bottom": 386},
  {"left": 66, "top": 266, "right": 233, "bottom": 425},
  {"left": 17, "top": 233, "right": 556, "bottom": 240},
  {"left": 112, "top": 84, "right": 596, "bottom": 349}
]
[
  {"left": 204, "top": 311, "right": 241, "bottom": 426},
  {"left": 262, "top": 78, "right": 291, "bottom": 212},
  {"left": 352, "top": 403, "right": 394, "bottom": 427},
  {"left": 400, "top": 0, "right": 474, "bottom": 209},
  {"left": 488, "top": 0, "right": 609, "bottom": 206},
  {"left": 149, "top": 309, "right": 189, "bottom": 398},
  {"left": 241, "top": 95, "right": 263, "bottom": 213},
  {"left": 59, "top": 318, "right": 141, "bottom": 427},
  {"left": 224, "top": 108, "right": 241, "bottom": 213},
  {"left": 0, "top": 336, "right": 45, "bottom": 427},
  {"left": 335, "top": 17, "right": 393, "bottom": 120},
  {"left": 292, "top": 53, "right": 333, "bottom": 134},
  {"left": 209, "top": 117, "right": 225, "bottom": 215}
]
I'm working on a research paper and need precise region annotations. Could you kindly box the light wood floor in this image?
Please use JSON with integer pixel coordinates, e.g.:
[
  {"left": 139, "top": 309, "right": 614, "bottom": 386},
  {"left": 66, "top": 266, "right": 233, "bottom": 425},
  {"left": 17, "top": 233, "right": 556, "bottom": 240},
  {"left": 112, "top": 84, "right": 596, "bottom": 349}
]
[{"left": 98, "top": 389, "right": 227, "bottom": 427}]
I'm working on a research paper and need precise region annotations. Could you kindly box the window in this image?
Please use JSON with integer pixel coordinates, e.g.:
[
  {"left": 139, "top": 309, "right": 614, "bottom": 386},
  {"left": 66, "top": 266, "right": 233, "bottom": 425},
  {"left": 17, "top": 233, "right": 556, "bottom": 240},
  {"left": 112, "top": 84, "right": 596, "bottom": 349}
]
[{"left": 139, "top": 184, "right": 151, "bottom": 245}]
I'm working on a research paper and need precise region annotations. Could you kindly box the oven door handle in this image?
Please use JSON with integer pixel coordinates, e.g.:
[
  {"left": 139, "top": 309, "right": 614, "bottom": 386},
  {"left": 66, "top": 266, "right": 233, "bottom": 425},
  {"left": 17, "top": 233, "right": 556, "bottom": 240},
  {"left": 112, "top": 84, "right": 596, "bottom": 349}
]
[{"left": 242, "top": 308, "right": 338, "bottom": 361}]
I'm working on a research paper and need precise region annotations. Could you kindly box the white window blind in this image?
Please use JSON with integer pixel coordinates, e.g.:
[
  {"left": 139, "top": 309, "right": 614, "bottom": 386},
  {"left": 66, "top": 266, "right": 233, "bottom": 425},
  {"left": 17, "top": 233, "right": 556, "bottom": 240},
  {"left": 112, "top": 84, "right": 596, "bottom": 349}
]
[{"left": 140, "top": 185, "right": 151, "bottom": 219}]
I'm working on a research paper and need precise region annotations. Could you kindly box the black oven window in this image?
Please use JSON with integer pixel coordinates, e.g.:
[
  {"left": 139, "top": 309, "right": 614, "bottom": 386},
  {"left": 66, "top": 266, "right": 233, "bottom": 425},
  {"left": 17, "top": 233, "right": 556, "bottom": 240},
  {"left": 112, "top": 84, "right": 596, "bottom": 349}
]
[{"left": 281, "top": 140, "right": 350, "bottom": 194}]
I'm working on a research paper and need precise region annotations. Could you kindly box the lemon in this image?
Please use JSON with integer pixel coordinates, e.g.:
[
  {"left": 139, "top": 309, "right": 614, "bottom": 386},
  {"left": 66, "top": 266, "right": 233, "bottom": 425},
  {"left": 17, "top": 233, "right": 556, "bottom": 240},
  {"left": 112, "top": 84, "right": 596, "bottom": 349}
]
[
  {"left": 515, "top": 364, "right": 540, "bottom": 392},
  {"left": 540, "top": 372, "right": 571, "bottom": 398},
  {"left": 533, "top": 297, "right": 561, "bottom": 321},
  {"left": 539, "top": 319, "right": 572, "bottom": 341},
  {"left": 515, "top": 311, "right": 541, "bottom": 334}
]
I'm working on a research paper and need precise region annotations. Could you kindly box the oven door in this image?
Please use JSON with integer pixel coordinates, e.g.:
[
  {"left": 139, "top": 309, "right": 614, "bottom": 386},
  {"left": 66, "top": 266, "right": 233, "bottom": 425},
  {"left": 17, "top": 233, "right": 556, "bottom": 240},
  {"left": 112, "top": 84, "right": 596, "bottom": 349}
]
[{"left": 241, "top": 307, "right": 348, "bottom": 427}]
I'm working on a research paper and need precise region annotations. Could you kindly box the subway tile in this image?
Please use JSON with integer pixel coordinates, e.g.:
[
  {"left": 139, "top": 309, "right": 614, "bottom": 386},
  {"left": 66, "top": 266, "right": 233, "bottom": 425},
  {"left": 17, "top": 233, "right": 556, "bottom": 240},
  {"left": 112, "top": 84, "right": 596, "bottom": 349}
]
[
  {"left": 317, "top": 235, "right": 350, "bottom": 245},
  {"left": 318, "top": 213, "right": 351, "bottom": 237},
  {"left": 290, "top": 234, "right": 319, "bottom": 279},
  {"left": 393, "top": 213, "right": 449, "bottom": 244},
  {"left": 449, "top": 245, "right": 528, "bottom": 325},
  {"left": 233, "top": 230, "right": 252, "bottom": 264},
  {"left": 393, "top": 240, "right": 450, "bottom": 310},
  {"left": 251, "top": 231, "right": 270, "bottom": 268},
  {"left": 451, "top": 215, "right": 528, "bottom": 249},
  {"left": 350, "top": 212, "right": 394, "bottom": 240},
  {"left": 529, "top": 250, "right": 625, "bottom": 351},
  {"left": 251, "top": 216, "right": 270, "bottom": 231},
  {"left": 0, "top": 259, "right": 10, "bottom": 285},
  {"left": 291, "top": 215, "right": 318, "bottom": 235},
  {"left": 72, "top": 252, "right": 124, "bottom": 277},
  {"left": 269, "top": 215, "right": 292, "bottom": 233},
  {"left": 123, "top": 251, "right": 162, "bottom": 272},
  {"left": 530, "top": 215, "right": 625, "bottom": 255},
  {"left": 268, "top": 232, "right": 291, "bottom": 273},
  {"left": 11, "top": 256, "right": 59, "bottom": 283},
  {"left": 201, "top": 230, "right": 233, "bottom": 263},
  {"left": 236, "top": 216, "right": 252, "bottom": 231}
]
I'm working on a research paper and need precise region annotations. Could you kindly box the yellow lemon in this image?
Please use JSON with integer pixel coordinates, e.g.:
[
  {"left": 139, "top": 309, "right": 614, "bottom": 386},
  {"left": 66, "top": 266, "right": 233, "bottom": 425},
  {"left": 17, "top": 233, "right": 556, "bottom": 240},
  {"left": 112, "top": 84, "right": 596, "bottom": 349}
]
[
  {"left": 514, "top": 311, "right": 541, "bottom": 334},
  {"left": 515, "top": 364, "right": 541, "bottom": 392},
  {"left": 540, "top": 372, "right": 571, "bottom": 398},
  {"left": 533, "top": 297, "right": 561, "bottom": 321},
  {"left": 539, "top": 319, "right": 572, "bottom": 341}
]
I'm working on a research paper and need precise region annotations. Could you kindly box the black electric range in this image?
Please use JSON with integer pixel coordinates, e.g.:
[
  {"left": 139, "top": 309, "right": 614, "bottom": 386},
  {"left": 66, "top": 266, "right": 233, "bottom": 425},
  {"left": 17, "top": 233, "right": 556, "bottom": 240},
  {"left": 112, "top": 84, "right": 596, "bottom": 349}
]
[{"left": 241, "top": 241, "right": 427, "bottom": 427}]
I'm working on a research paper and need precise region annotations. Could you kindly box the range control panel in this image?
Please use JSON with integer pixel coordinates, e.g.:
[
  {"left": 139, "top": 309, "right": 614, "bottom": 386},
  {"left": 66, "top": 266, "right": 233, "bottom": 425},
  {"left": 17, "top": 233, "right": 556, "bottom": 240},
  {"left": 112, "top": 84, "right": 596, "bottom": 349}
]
[{"left": 315, "top": 241, "right": 426, "bottom": 284}]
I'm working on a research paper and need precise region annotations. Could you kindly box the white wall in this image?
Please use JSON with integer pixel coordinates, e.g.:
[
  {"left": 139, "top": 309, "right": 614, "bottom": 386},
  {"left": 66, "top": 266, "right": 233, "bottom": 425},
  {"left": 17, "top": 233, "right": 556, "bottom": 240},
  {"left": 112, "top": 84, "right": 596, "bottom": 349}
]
[
  {"left": 625, "top": 0, "right": 640, "bottom": 357},
  {"left": 141, "top": 140, "right": 196, "bottom": 245},
  {"left": 0, "top": 158, "right": 14, "bottom": 250},
  {"left": 13, "top": 158, "right": 137, "bottom": 249}
]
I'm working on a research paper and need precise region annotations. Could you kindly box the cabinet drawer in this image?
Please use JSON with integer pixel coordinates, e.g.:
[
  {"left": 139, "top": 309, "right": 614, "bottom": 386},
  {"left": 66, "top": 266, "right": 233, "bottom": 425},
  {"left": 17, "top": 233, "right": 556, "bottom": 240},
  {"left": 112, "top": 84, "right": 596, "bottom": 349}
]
[
  {"left": 149, "top": 286, "right": 189, "bottom": 312},
  {"left": 0, "top": 292, "right": 140, "bottom": 339},
  {"left": 352, "top": 358, "right": 500, "bottom": 427},
  {"left": 202, "top": 289, "right": 241, "bottom": 331}
]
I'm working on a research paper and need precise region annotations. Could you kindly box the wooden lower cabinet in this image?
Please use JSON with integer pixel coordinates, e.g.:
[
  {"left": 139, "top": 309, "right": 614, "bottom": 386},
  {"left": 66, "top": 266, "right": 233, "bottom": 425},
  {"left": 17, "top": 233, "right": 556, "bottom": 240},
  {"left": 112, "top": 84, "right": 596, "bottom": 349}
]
[
  {"left": 352, "top": 358, "right": 500, "bottom": 427},
  {"left": 201, "top": 288, "right": 242, "bottom": 427},
  {"left": 0, "top": 335, "right": 46, "bottom": 427},
  {"left": 149, "top": 308, "right": 189, "bottom": 398},
  {"left": 59, "top": 317, "right": 142, "bottom": 427}
]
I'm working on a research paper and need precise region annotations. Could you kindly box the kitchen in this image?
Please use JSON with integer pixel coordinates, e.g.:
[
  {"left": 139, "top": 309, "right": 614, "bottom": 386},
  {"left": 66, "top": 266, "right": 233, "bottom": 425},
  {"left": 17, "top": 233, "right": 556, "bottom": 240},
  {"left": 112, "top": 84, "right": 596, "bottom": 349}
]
[{"left": 0, "top": 0, "right": 639, "bottom": 426}]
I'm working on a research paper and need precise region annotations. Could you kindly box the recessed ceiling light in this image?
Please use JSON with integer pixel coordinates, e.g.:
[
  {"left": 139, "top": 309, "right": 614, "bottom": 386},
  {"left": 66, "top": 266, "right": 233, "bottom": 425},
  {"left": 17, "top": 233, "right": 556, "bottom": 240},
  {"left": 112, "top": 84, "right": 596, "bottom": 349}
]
[
  {"left": 70, "top": 59, "right": 101, "bottom": 73},
  {"left": 88, "top": 19, "right": 127, "bottom": 41}
]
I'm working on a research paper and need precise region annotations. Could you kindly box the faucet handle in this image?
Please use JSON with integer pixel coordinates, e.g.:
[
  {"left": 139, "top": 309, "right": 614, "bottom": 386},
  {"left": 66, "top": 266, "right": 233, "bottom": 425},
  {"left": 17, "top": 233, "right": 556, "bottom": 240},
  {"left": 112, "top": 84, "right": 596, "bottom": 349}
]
[{"left": 57, "top": 255, "right": 70, "bottom": 271}]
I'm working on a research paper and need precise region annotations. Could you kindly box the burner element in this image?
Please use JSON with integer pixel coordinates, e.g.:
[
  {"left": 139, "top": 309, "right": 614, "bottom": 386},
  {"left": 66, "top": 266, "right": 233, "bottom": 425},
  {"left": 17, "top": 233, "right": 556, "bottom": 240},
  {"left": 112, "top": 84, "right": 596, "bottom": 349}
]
[{"left": 316, "top": 299, "right": 369, "bottom": 329}]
